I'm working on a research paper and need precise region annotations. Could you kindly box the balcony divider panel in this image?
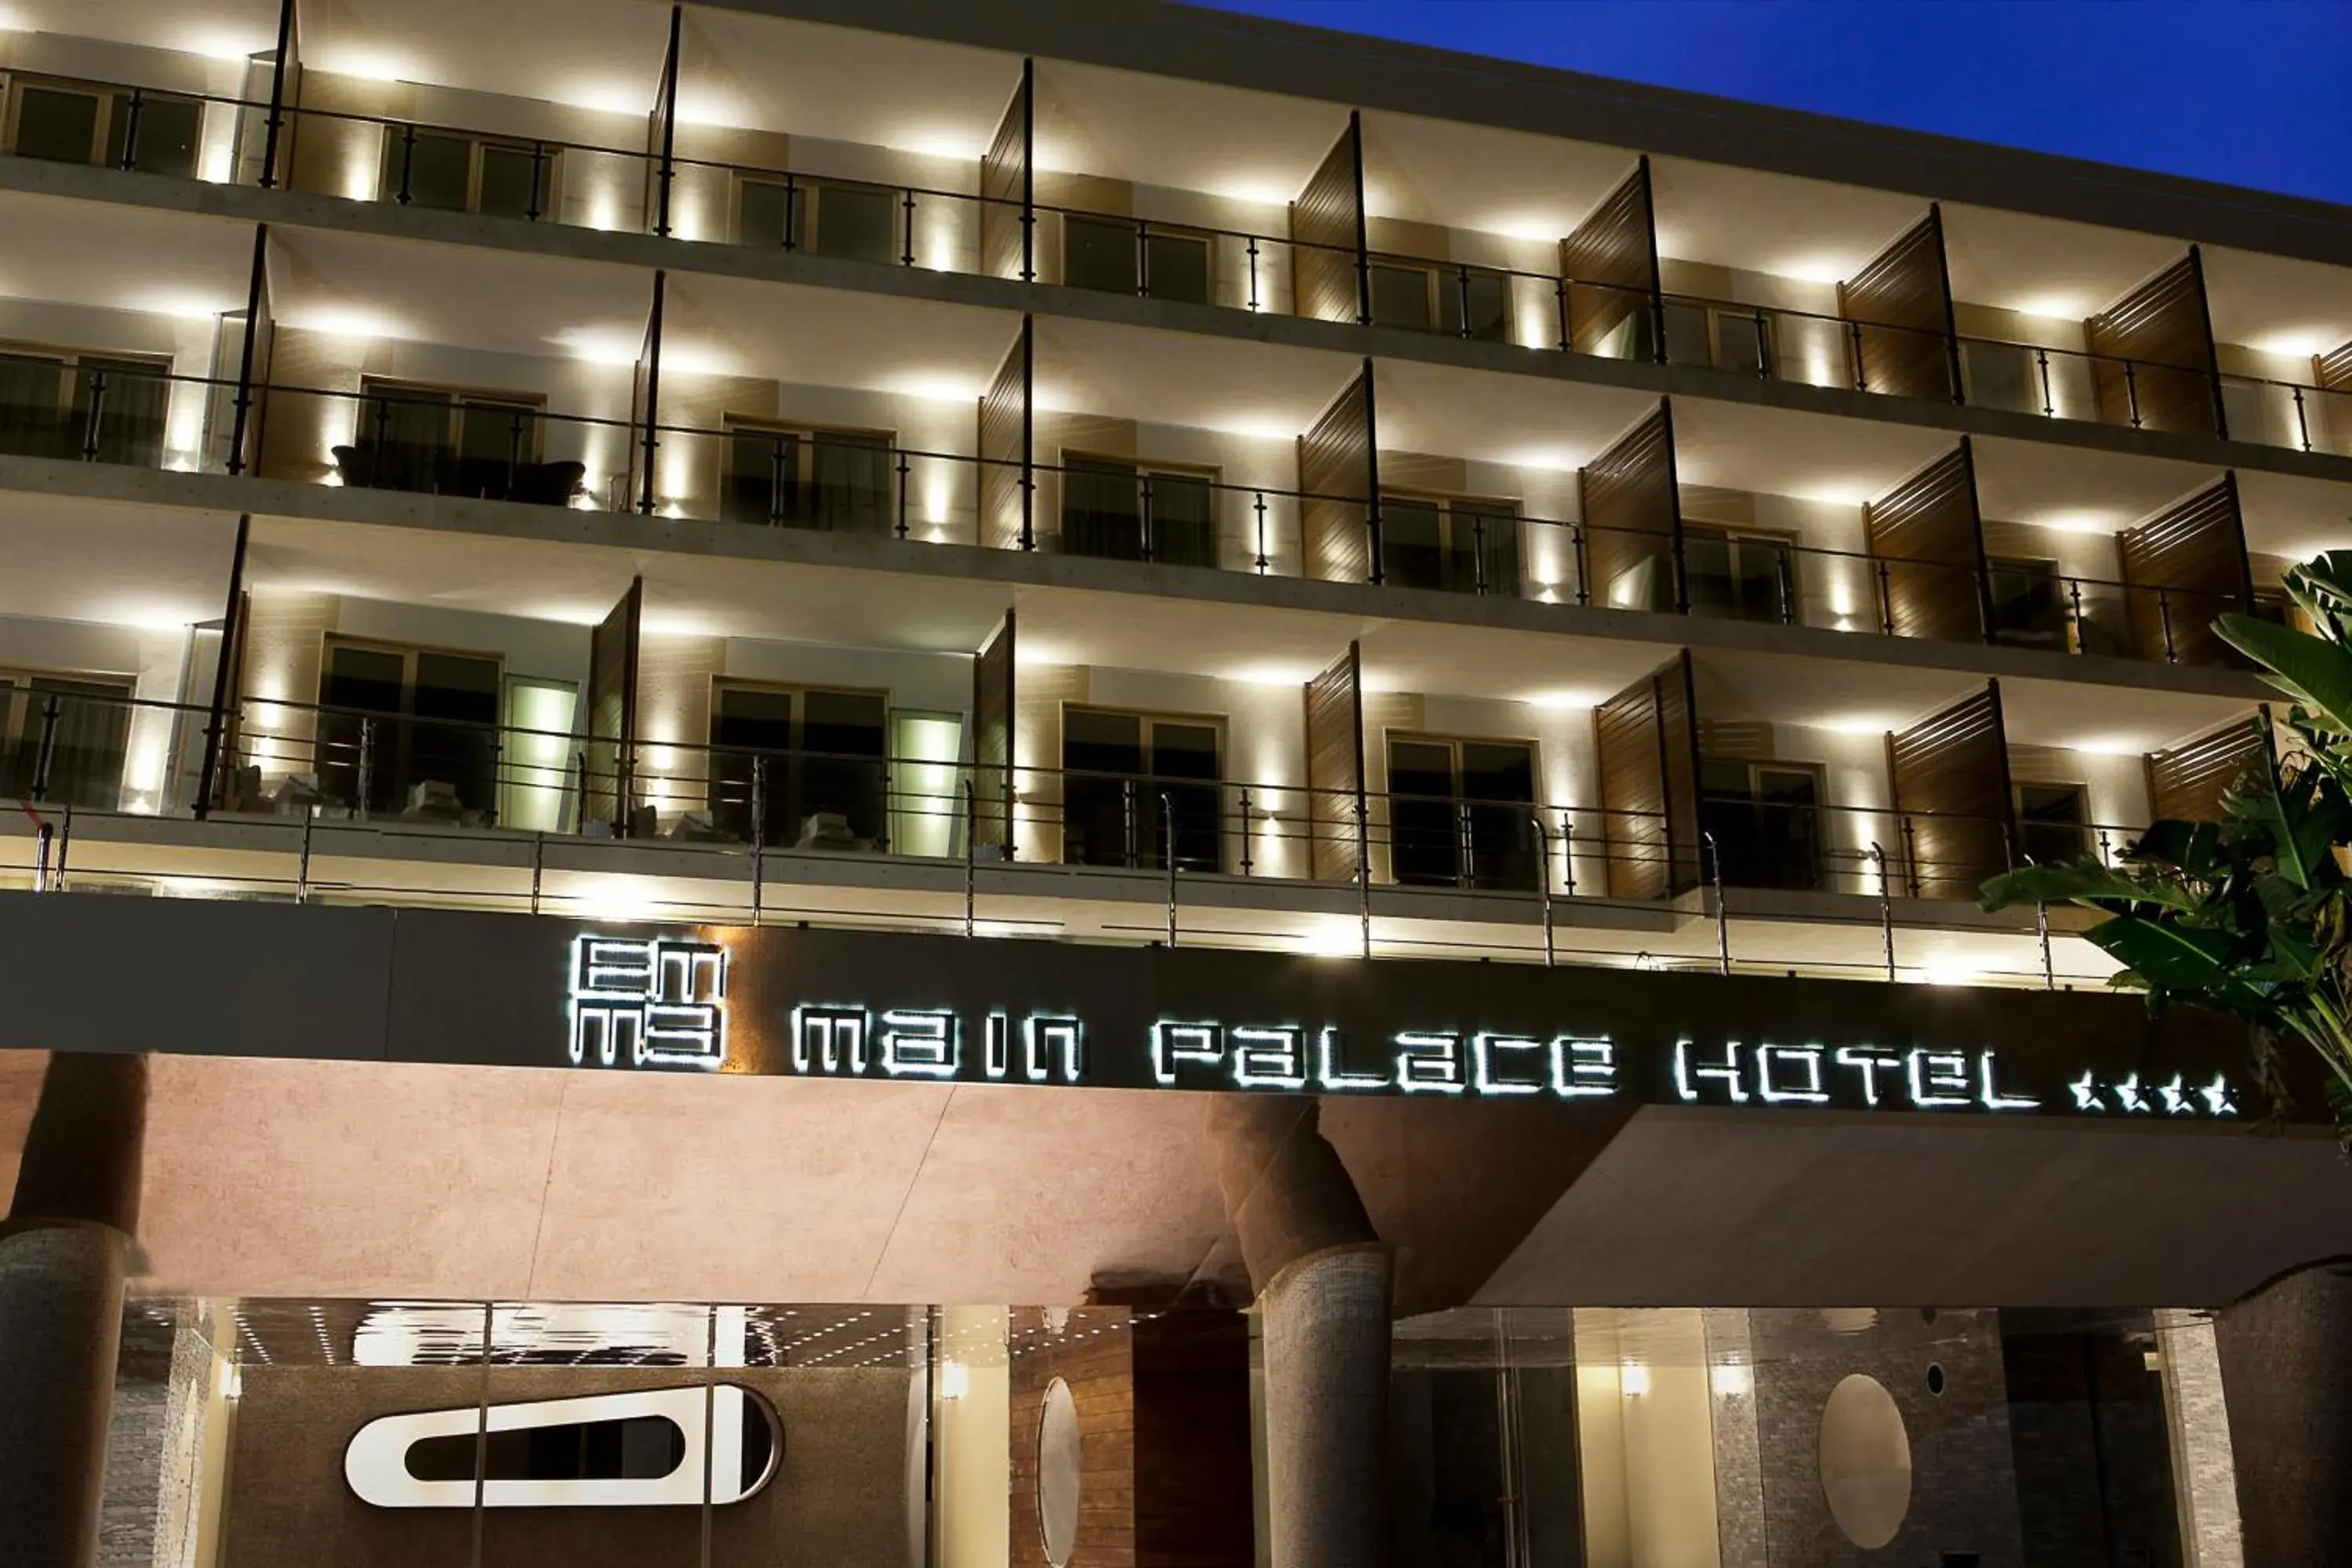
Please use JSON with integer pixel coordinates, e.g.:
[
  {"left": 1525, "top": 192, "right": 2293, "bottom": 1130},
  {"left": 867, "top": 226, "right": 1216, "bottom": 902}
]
[
  {"left": 586, "top": 577, "right": 643, "bottom": 836},
  {"left": 973, "top": 611, "right": 1017, "bottom": 858},
  {"left": 1837, "top": 205, "right": 1961, "bottom": 400},
  {"left": 230, "top": 223, "right": 275, "bottom": 478},
  {"left": 649, "top": 3, "right": 683, "bottom": 238},
  {"left": 2084, "top": 249, "right": 2226, "bottom": 437},
  {"left": 257, "top": 0, "right": 299, "bottom": 189},
  {"left": 1864, "top": 438, "right": 1991, "bottom": 642},
  {"left": 980, "top": 57, "right": 1036, "bottom": 281},
  {"left": 2147, "top": 713, "right": 2270, "bottom": 823},
  {"left": 1559, "top": 157, "right": 1664, "bottom": 359},
  {"left": 195, "top": 517, "right": 252, "bottom": 820},
  {"left": 1594, "top": 651, "right": 1701, "bottom": 901},
  {"left": 1303, "top": 641, "right": 1367, "bottom": 884},
  {"left": 1290, "top": 111, "right": 1369, "bottom": 325},
  {"left": 2317, "top": 340, "right": 2352, "bottom": 391},
  {"left": 1297, "top": 360, "right": 1381, "bottom": 584},
  {"left": 1886, "top": 681, "right": 2015, "bottom": 898},
  {"left": 978, "top": 316, "right": 1035, "bottom": 551},
  {"left": 633, "top": 270, "right": 666, "bottom": 515},
  {"left": 1577, "top": 401, "right": 1683, "bottom": 615},
  {"left": 2117, "top": 474, "right": 2253, "bottom": 666}
]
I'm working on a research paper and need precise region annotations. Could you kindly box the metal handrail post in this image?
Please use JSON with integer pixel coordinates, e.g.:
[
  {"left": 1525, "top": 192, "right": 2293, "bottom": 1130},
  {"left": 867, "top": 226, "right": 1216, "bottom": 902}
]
[
  {"left": 750, "top": 755, "right": 768, "bottom": 925},
  {"left": 1160, "top": 790, "right": 1178, "bottom": 949},
  {"left": 296, "top": 804, "right": 314, "bottom": 904},
  {"left": 1868, "top": 841, "right": 1895, "bottom": 981},
  {"left": 2038, "top": 900, "right": 2054, "bottom": 991},
  {"left": 1530, "top": 813, "right": 1555, "bottom": 967},
  {"left": 53, "top": 806, "right": 70, "bottom": 892},
  {"left": 1702, "top": 829, "right": 1730, "bottom": 976},
  {"left": 33, "top": 822, "right": 53, "bottom": 893},
  {"left": 963, "top": 779, "right": 978, "bottom": 939},
  {"left": 29, "top": 692, "right": 60, "bottom": 803},
  {"left": 531, "top": 830, "right": 546, "bottom": 918}
]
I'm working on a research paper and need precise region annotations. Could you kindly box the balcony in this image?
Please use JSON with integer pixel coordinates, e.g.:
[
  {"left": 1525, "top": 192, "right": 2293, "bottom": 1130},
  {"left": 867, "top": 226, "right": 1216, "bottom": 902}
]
[{"left": 2, "top": 6, "right": 2346, "bottom": 469}]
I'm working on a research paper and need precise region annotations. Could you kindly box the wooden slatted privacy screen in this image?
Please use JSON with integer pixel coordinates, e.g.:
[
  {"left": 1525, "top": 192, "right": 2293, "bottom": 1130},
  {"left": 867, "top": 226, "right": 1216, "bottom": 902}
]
[
  {"left": 1291, "top": 111, "right": 1368, "bottom": 325},
  {"left": 2085, "top": 250, "right": 2225, "bottom": 437},
  {"left": 1303, "top": 641, "right": 1367, "bottom": 883},
  {"left": 1560, "top": 158, "right": 1663, "bottom": 359},
  {"left": 1864, "top": 439, "right": 1991, "bottom": 643},
  {"left": 2317, "top": 340, "right": 2352, "bottom": 391},
  {"left": 1578, "top": 402, "right": 1682, "bottom": 614},
  {"left": 1838, "top": 205, "right": 1961, "bottom": 401},
  {"left": 586, "top": 576, "right": 643, "bottom": 834},
  {"left": 2117, "top": 474, "right": 2253, "bottom": 666},
  {"left": 978, "top": 317, "right": 1034, "bottom": 551},
  {"left": 1593, "top": 651, "right": 1701, "bottom": 901},
  {"left": 1297, "top": 360, "right": 1381, "bottom": 584},
  {"left": 2147, "top": 715, "right": 2268, "bottom": 822},
  {"left": 972, "top": 611, "right": 1016, "bottom": 856},
  {"left": 1887, "top": 682, "right": 2014, "bottom": 899},
  {"left": 979, "top": 58, "right": 1034, "bottom": 281}
]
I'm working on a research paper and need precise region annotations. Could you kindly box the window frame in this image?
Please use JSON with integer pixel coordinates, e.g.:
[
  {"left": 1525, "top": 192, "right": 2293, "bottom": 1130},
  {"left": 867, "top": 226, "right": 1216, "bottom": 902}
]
[
  {"left": 0, "top": 666, "right": 136, "bottom": 810},
  {"left": 351, "top": 378, "right": 549, "bottom": 492},
  {"left": 1679, "top": 522, "right": 1799, "bottom": 626},
  {"left": 1377, "top": 488, "right": 1523, "bottom": 597},
  {"left": 1054, "top": 449, "right": 1223, "bottom": 568},
  {"left": 1058, "top": 212, "right": 1216, "bottom": 305},
  {"left": 1367, "top": 253, "right": 1513, "bottom": 342},
  {"left": 1058, "top": 703, "right": 1229, "bottom": 873},
  {"left": 0, "top": 341, "right": 176, "bottom": 465},
  {"left": 314, "top": 635, "right": 507, "bottom": 820},
  {"left": 720, "top": 417, "right": 898, "bottom": 532},
  {"left": 1381, "top": 730, "right": 1543, "bottom": 891},
  {"left": 2, "top": 74, "right": 206, "bottom": 177},
  {"left": 733, "top": 173, "right": 906, "bottom": 263},
  {"left": 704, "top": 678, "right": 893, "bottom": 849},
  {"left": 377, "top": 125, "right": 561, "bottom": 220},
  {"left": 1697, "top": 756, "right": 1828, "bottom": 892},
  {"left": 2013, "top": 779, "right": 2094, "bottom": 866}
]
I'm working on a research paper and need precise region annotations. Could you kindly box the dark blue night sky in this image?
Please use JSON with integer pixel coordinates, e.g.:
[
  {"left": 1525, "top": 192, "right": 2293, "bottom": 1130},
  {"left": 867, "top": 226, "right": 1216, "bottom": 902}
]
[{"left": 1192, "top": 1, "right": 2352, "bottom": 206}]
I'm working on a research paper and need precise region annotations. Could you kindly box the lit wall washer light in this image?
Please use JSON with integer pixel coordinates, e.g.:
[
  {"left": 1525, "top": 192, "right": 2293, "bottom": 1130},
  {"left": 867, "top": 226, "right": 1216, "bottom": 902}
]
[{"left": 345, "top": 1385, "right": 782, "bottom": 1508}]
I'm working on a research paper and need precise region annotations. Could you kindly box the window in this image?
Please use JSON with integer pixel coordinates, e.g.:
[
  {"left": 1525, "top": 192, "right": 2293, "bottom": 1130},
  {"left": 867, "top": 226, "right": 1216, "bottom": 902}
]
[
  {"left": 1381, "top": 495, "right": 1519, "bottom": 597},
  {"left": 316, "top": 641, "right": 503, "bottom": 821},
  {"left": 706, "top": 684, "right": 888, "bottom": 850},
  {"left": 1, "top": 673, "right": 132, "bottom": 810},
  {"left": 1061, "top": 709, "right": 1222, "bottom": 873},
  {"left": 1661, "top": 299, "right": 1773, "bottom": 378},
  {"left": 2016, "top": 782, "right": 2092, "bottom": 866},
  {"left": 380, "top": 129, "right": 554, "bottom": 220},
  {"left": 0, "top": 348, "right": 171, "bottom": 467},
  {"left": 739, "top": 176, "right": 902, "bottom": 265},
  {"left": 1699, "top": 760, "right": 1824, "bottom": 892},
  {"left": 1682, "top": 526, "right": 1795, "bottom": 624},
  {"left": 1062, "top": 216, "right": 1213, "bottom": 306},
  {"left": 346, "top": 383, "right": 569, "bottom": 504},
  {"left": 1987, "top": 557, "right": 2068, "bottom": 650},
  {"left": 1960, "top": 339, "right": 2042, "bottom": 416},
  {"left": 1385, "top": 736, "right": 1539, "bottom": 891},
  {"left": 1368, "top": 257, "right": 1509, "bottom": 342},
  {"left": 1058, "top": 456, "right": 1218, "bottom": 568},
  {"left": 723, "top": 423, "right": 894, "bottom": 532},
  {"left": 5, "top": 78, "right": 202, "bottom": 178}
]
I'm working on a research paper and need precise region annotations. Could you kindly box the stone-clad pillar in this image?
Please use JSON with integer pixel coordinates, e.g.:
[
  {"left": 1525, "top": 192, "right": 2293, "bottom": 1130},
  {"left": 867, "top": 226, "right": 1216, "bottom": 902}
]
[
  {"left": 0, "top": 1053, "right": 147, "bottom": 1568},
  {"left": 1207, "top": 1097, "right": 1387, "bottom": 1568},
  {"left": 2212, "top": 1257, "right": 2352, "bottom": 1568}
]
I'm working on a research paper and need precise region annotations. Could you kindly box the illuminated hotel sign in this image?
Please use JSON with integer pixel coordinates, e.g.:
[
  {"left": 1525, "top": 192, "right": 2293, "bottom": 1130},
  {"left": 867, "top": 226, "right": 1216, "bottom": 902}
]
[{"left": 561, "top": 932, "right": 2241, "bottom": 1121}]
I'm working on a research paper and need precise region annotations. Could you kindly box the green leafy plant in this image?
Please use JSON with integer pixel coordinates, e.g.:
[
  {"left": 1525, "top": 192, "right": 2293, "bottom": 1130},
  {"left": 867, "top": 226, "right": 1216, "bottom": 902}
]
[{"left": 1981, "top": 551, "right": 2352, "bottom": 1136}]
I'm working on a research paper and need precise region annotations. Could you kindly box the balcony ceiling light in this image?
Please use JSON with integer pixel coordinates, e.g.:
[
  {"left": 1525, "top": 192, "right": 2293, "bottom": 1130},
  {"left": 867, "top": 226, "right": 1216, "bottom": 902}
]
[
  {"left": 182, "top": 30, "right": 277, "bottom": 60},
  {"left": 2252, "top": 328, "right": 2344, "bottom": 360}
]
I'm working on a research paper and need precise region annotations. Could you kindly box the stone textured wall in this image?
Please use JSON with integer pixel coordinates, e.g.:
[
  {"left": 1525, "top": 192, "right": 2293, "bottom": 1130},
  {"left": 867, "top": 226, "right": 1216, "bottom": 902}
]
[{"left": 1748, "top": 1307, "right": 2026, "bottom": 1567}]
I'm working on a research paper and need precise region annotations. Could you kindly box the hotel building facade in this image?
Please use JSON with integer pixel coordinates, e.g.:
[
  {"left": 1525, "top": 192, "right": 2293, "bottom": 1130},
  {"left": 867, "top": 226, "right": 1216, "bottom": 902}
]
[{"left": 1, "top": 1, "right": 2350, "bottom": 1563}]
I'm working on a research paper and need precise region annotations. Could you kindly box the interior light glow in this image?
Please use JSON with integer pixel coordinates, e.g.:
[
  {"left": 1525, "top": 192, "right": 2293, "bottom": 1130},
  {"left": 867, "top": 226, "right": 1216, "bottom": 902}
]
[
  {"left": 1486, "top": 216, "right": 1568, "bottom": 245},
  {"left": 564, "top": 84, "right": 652, "bottom": 117},
  {"left": 2012, "top": 294, "right": 2089, "bottom": 322},
  {"left": 939, "top": 1361, "right": 970, "bottom": 1400},
  {"left": 1710, "top": 1363, "right": 1752, "bottom": 1399},
  {"left": 322, "top": 52, "right": 409, "bottom": 84},
  {"left": 891, "top": 374, "right": 984, "bottom": 405},
  {"left": 2252, "top": 329, "right": 2344, "bottom": 360},
  {"left": 1523, "top": 689, "right": 1599, "bottom": 711},
  {"left": 1776, "top": 253, "right": 1854, "bottom": 286},
  {"left": 1620, "top": 1363, "right": 1650, "bottom": 1399},
  {"left": 182, "top": 31, "right": 277, "bottom": 60},
  {"left": 1301, "top": 920, "right": 1363, "bottom": 959},
  {"left": 2033, "top": 510, "right": 2117, "bottom": 535},
  {"left": 289, "top": 307, "right": 400, "bottom": 342},
  {"left": 572, "top": 877, "right": 670, "bottom": 924}
]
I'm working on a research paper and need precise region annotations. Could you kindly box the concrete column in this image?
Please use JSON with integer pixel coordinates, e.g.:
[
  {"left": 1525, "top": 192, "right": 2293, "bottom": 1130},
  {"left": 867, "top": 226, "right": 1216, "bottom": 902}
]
[
  {"left": 0, "top": 1053, "right": 147, "bottom": 1568},
  {"left": 1207, "top": 1097, "right": 1388, "bottom": 1568},
  {"left": 2212, "top": 1258, "right": 2352, "bottom": 1568}
]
